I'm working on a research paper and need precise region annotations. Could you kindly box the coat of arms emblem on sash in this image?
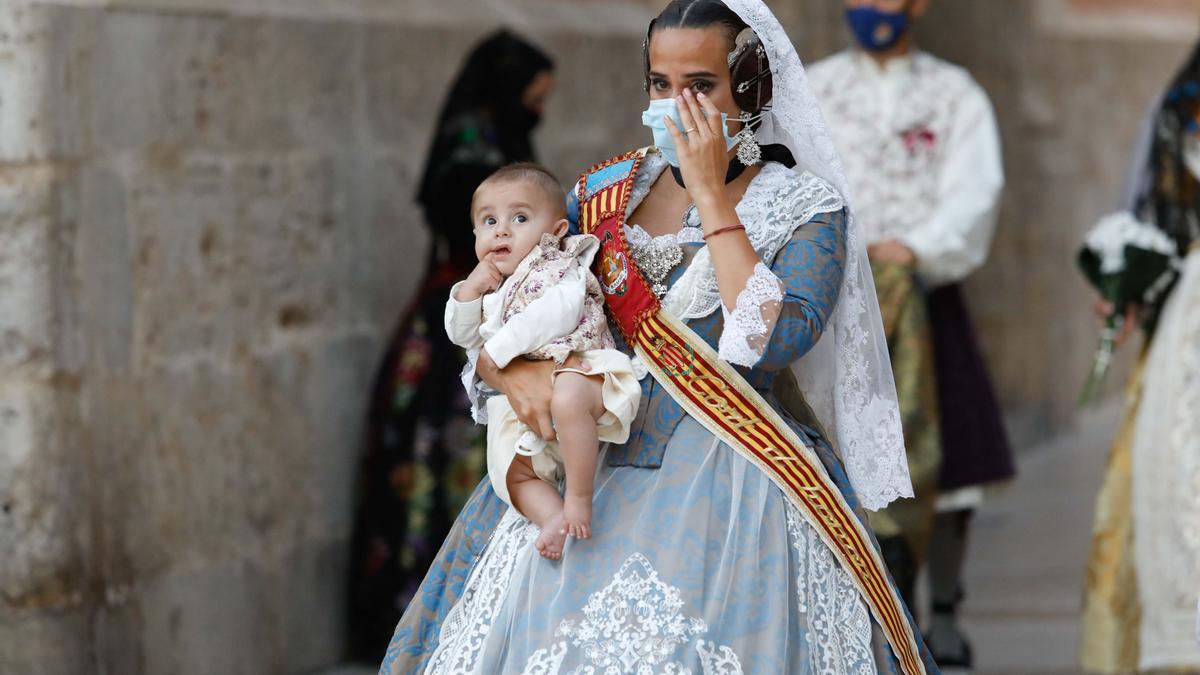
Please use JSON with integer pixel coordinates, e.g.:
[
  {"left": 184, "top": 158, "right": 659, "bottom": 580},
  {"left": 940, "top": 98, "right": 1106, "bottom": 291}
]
[{"left": 598, "top": 231, "right": 629, "bottom": 296}]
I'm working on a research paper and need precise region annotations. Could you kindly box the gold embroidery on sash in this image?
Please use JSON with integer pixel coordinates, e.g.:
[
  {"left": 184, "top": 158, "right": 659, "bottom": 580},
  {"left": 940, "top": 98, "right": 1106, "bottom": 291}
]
[
  {"left": 576, "top": 150, "right": 926, "bottom": 675},
  {"left": 633, "top": 313, "right": 926, "bottom": 675}
]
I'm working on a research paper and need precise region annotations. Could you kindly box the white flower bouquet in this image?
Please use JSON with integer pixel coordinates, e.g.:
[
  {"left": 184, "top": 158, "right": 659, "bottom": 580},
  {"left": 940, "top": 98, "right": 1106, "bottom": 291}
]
[{"left": 1077, "top": 211, "right": 1179, "bottom": 405}]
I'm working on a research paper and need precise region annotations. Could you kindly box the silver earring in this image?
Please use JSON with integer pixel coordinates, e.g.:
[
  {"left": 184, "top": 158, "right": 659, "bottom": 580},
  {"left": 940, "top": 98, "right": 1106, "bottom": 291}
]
[{"left": 736, "top": 113, "right": 762, "bottom": 166}]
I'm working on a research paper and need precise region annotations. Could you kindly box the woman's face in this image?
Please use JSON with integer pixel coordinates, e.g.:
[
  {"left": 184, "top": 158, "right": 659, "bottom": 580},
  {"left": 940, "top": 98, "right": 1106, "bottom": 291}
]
[
  {"left": 522, "top": 71, "right": 556, "bottom": 116},
  {"left": 647, "top": 26, "right": 742, "bottom": 131}
]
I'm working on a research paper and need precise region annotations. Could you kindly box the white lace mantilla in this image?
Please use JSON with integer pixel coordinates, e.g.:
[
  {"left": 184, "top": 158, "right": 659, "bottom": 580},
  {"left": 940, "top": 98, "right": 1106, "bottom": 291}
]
[
  {"left": 721, "top": 0, "right": 914, "bottom": 511},
  {"left": 521, "top": 553, "right": 745, "bottom": 675}
]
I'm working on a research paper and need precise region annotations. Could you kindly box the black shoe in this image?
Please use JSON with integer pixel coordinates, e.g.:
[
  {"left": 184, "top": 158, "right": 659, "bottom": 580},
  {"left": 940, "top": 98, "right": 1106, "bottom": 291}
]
[{"left": 926, "top": 629, "right": 973, "bottom": 669}]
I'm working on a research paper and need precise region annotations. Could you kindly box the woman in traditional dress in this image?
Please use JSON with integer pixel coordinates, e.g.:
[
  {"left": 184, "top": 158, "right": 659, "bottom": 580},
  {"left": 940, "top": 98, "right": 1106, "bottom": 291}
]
[
  {"left": 1080, "top": 42, "right": 1200, "bottom": 675},
  {"left": 347, "top": 30, "right": 555, "bottom": 661},
  {"left": 379, "top": 2, "right": 938, "bottom": 672}
]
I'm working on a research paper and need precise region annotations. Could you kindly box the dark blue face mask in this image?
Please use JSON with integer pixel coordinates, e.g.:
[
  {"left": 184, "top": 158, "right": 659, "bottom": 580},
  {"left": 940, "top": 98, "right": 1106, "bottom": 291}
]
[{"left": 845, "top": 6, "right": 910, "bottom": 52}]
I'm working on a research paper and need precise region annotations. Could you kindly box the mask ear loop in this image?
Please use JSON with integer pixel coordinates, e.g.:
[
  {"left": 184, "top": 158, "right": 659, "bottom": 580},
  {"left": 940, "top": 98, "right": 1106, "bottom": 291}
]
[{"left": 737, "top": 107, "right": 771, "bottom": 129}]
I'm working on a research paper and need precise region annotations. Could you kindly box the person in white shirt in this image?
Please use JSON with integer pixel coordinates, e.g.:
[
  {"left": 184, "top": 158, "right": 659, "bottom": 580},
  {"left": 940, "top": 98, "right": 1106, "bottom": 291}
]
[
  {"left": 810, "top": 1, "right": 1016, "bottom": 669},
  {"left": 444, "top": 164, "right": 640, "bottom": 561}
]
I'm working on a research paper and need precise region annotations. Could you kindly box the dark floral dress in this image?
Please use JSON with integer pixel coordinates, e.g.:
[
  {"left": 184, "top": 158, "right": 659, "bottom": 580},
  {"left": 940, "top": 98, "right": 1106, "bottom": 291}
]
[{"left": 346, "top": 30, "right": 553, "bottom": 661}]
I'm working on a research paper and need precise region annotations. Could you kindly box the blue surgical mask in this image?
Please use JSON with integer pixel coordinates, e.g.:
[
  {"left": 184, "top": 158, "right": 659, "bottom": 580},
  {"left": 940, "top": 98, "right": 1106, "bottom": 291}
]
[
  {"left": 845, "top": 6, "right": 909, "bottom": 52},
  {"left": 641, "top": 98, "right": 739, "bottom": 167}
]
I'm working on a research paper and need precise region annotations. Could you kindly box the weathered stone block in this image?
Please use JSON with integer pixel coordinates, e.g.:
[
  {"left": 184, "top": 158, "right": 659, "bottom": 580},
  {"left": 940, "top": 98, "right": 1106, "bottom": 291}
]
[
  {"left": 125, "top": 557, "right": 275, "bottom": 675},
  {"left": 83, "top": 11, "right": 230, "bottom": 154},
  {"left": 364, "top": 24, "right": 489, "bottom": 153},
  {"left": 0, "top": 166, "right": 60, "bottom": 371},
  {"left": 326, "top": 152, "right": 427, "bottom": 329},
  {"left": 275, "top": 537, "right": 352, "bottom": 673},
  {"left": 0, "top": 379, "right": 86, "bottom": 613},
  {"left": 124, "top": 151, "right": 242, "bottom": 363},
  {"left": 0, "top": 606, "right": 92, "bottom": 674},
  {"left": 0, "top": 8, "right": 58, "bottom": 162},
  {"left": 75, "top": 162, "right": 135, "bottom": 370},
  {"left": 278, "top": 334, "right": 379, "bottom": 537}
]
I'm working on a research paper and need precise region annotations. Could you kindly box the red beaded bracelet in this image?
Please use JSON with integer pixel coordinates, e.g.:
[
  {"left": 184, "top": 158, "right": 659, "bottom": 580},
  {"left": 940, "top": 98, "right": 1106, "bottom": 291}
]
[{"left": 702, "top": 224, "right": 746, "bottom": 241}]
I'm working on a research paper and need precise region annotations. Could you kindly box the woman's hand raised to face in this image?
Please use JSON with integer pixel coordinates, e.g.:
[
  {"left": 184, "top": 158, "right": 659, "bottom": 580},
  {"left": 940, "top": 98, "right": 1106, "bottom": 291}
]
[{"left": 664, "top": 89, "right": 732, "bottom": 207}]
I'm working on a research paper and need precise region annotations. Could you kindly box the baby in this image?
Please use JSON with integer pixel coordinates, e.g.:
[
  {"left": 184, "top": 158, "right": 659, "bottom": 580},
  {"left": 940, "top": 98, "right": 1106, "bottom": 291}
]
[{"left": 444, "top": 163, "right": 639, "bottom": 560}]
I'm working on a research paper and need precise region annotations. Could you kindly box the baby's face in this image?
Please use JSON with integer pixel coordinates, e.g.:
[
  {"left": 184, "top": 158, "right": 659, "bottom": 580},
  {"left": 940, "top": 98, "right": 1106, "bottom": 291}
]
[{"left": 472, "top": 181, "right": 567, "bottom": 275}]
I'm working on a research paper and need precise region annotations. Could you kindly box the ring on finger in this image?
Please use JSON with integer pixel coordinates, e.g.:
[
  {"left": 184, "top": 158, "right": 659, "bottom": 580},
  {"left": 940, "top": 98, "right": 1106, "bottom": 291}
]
[{"left": 684, "top": 127, "right": 697, "bottom": 135}]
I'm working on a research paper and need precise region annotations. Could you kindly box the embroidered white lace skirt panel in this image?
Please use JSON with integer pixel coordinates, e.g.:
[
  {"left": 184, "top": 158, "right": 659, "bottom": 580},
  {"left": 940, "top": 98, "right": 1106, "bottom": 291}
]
[
  {"left": 1132, "top": 249, "right": 1200, "bottom": 672},
  {"left": 419, "top": 416, "right": 881, "bottom": 675}
]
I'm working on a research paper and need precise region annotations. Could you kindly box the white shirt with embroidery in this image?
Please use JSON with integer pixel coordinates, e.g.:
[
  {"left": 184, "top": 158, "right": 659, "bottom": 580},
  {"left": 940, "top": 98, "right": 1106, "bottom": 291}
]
[
  {"left": 445, "top": 275, "right": 585, "bottom": 366},
  {"left": 809, "top": 49, "right": 1004, "bottom": 287}
]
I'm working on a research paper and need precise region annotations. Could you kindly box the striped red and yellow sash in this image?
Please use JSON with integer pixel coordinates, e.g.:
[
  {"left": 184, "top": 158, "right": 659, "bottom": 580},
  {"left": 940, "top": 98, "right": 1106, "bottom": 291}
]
[{"left": 578, "top": 149, "right": 926, "bottom": 675}]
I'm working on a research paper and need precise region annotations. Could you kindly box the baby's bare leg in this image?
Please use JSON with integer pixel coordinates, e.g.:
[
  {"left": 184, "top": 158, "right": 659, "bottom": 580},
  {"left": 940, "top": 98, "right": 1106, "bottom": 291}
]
[
  {"left": 508, "top": 455, "right": 567, "bottom": 560},
  {"left": 551, "top": 370, "right": 606, "bottom": 540}
]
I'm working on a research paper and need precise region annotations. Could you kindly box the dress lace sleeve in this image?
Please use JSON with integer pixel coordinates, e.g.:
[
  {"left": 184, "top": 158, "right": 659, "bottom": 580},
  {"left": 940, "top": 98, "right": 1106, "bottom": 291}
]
[
  {"left": 718, "top": 262, "right": 785, "bottom": 367},
  {"left": 719, "top": 208, "right": 847, "bottom": 370}
]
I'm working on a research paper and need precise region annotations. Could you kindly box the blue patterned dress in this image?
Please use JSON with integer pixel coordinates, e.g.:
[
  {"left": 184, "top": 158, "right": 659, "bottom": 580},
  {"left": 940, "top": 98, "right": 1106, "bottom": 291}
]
[{"left": 379, "top": 154, "right": 938, "bottom": 675}]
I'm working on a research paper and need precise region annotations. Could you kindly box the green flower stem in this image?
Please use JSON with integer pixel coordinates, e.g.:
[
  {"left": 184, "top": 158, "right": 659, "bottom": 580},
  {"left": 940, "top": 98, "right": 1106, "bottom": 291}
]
[{"left": 1078, "top": 312, "right": 1122, "bottom": 407}]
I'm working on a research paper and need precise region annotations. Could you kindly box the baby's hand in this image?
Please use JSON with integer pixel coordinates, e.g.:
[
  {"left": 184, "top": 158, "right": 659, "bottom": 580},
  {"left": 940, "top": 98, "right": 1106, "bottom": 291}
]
[{"left": 457, "top": 259, "right": 504, "bottom": 301}]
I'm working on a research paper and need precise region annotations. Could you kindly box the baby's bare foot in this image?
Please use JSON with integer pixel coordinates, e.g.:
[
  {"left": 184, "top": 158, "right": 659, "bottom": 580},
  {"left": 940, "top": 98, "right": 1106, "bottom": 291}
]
[
  {"left": 563, "top": 492, "right": 593, "bottom": 540},
  {"left": 535, "top": 512, "right": 568, "bottom": 561}
]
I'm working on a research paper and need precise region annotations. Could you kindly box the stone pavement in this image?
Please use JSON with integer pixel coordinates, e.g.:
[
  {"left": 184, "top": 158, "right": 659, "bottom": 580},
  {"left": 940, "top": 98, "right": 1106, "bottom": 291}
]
[
  {"left": 318, "top": 400, "right": 1121, "bottom": 675},
  {"left": 957, "top": 399, "right": 1121, "bottom": 675}
]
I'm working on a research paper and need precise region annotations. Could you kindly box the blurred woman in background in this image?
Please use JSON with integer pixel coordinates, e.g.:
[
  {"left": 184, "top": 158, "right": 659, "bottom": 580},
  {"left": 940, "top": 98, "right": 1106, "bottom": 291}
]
[
  {"left": 347, "top": 29, "right": 554, "bottom": 661},
  {"left": 1080, "top": 41, "right": 1200, "bottom": 675}
]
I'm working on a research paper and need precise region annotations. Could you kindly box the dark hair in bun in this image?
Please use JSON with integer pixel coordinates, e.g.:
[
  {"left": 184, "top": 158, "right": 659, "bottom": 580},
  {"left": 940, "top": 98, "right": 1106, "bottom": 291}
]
[{"left": 644, "top": 0, "right": 772, "bottom": 114}]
